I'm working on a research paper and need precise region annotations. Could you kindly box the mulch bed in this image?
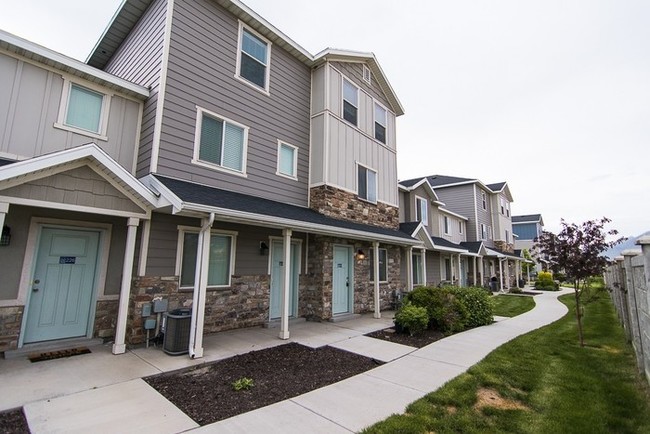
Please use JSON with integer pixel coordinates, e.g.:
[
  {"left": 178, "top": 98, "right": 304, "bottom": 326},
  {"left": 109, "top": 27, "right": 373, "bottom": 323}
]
[
  {"left": 0, "top": 408, "right": 29, "bottom": 434},
  {"left": 144, "top": 342, "right": 381, "bottom": 425},
  {"left": 366, "top": 327, "right": 446, "bottom": 348}
]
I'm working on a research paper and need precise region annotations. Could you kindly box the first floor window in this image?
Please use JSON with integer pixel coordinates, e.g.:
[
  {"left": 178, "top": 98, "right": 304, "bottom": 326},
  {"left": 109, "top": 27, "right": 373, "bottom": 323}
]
[
  {"left": 413, "top": 252, "right": 424, "bottom": 286},
  {"left": 358, "top": 164, "right": 377, "bottom": 203},
  {"left": 65, "top": 83, "right": 105, "bottom": 133},
  {"left": 180, "top": 232, "right": 233, "bottom": 287},
  {"left": 277, "top": 141, "right": 298, "bottom": 179},
  {"left": 196, "top": 109, "right": 247, "bottom": 173},
  {"left": 444, "top": 257, "right": 452, "bottom": 280},
  {"left": 370, "top": 248, "right": 387, "bottom": 282}
]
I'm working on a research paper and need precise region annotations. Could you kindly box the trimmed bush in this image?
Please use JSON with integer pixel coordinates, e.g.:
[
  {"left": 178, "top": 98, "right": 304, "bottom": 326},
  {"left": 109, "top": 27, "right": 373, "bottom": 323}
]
[
  {"left": 394, "top": 302, "right": 429, "bottom": 336},
  {"left": 406, "top": 286, "right": 468, "bottom": 334},
  {"left": 450, "top": 287, "right": 494, "bottom": 328},
  {"left": 535, "top": 271, "right": 559, "bottom": 291}
]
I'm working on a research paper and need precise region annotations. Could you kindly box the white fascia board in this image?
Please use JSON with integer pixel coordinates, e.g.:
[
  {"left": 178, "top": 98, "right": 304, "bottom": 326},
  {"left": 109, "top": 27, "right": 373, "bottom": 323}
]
[
  {"left": 139, "top": 174, "right": 182, "bottom": 211},
  {"left": 183, "top": 202, "right": 421, "bottom": 246},
  {"left": 0, "top": 143, "right": 159, "bottom": 206},
  {"left": 409, "top": 222, "right": 435, "bottom": 250},
  {"left": 439, "top": 207, "right": 469, "bottom": 221},
  {"left": 0, "top": 29, "right": 149, "bottom": 99},
  {"left": 432, "top": 245, "right": 467, "bottom": 254},
  {"left": 485, "top": 248, "right": 506, "bottom": 258},
  {"left": 432, "top": 180, "right": 478, "bottom": 189}
]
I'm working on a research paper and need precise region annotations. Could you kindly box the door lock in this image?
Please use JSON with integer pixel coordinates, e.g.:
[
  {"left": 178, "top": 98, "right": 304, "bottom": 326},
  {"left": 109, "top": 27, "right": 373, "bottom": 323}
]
[{"left": 32, "top": 279, "right": 40, "bottom": 292}]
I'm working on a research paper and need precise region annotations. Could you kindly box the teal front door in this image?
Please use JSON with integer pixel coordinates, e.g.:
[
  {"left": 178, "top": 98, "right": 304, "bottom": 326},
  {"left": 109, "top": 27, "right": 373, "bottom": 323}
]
[
  {"left": 23, "top": 228, "right": 100, "bottom": 344},
  {"left": 332, "top": 246, "right": 351, "bottom": 315},
  {"left": 269, "top": 241, "right": 299, "bottom": 320}
]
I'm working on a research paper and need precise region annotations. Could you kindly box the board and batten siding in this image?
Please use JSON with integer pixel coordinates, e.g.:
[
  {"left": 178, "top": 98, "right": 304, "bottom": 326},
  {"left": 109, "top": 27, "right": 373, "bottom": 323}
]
[
  {"left": 0, "top": 54, "right": 141, "bottom": 170},
  {"left": 102, "top": 0, "right": 168, "bottom": 177},
  {"left": 434, "top": 184, "right": 479, "bottom": 241},
  {"left": 152, "top": 0, "right": 311, "bottom": 207}
]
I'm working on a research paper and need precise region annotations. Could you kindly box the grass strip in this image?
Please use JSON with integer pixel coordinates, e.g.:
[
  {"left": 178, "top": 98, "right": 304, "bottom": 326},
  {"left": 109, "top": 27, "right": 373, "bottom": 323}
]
[
  {"left": 363, "top": 290, "right": 650, "bottom": 433},
  {"left": 491, "top": 294, "right": 536, "bottom": 317}
]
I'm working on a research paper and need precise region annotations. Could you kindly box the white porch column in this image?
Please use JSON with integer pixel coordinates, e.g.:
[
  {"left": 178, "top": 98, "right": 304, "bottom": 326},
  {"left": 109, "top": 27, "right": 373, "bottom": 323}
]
[
  {"left": 373, "top": 241, "right": 381, "bottom": 319},
  {"left": 478, "top": 256, "right": 484, "bottom": 286},
  {"left": 472, "top": 257, "right": 477, "bottom": 287},
  {"left": 457, "top": 254, "right": 462, "bottom": 287},
  {"left": 189, "top": 214, "right": 214, "bottom": 359},
  {"left": 112, "top": 217, "right": 140, "bottom": 355},
  {"left": 422, "top": 248, "right": 427, "bottom": 285},
  {"left": 515, "top": 259, "right": 520, "bottom": 288},
  {"left": 0, "top": 202, "right": 8, "bottom": 233},
  {"left": 279, "top": 229, "right": 292, "bottom": 339},
  {"left": 499, "top": 259, "right": 504, "bottom": 291},
  {"left": 406, "top": 247, "right": 413, "bottom": 291},
  {"left": 137, "top": 219, "right": 151, "bottom": 277}
]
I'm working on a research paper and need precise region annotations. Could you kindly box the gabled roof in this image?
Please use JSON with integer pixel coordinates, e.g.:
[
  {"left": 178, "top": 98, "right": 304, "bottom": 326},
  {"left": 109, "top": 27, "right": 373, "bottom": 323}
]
[
  {"left": 431, "top": 236, "right": 467, "bottom": 254},
  {"left": 512, "top": 214, "right": 544, "bottom": 225},
  {"left": 486, "top": 182, "right": 506, "bottom": 191},
  {"left": 485, "top": 247, "right": 523, "bottom": 260},
  {"left": 0, "top": 143, "right": 159, "bottom": 213},
  {"left": 398, "top": 178, "right": 440, "bottom": 202},
  {"left": 461, "top": 241, "right": 488, "bottom": 256},
  {"left": 400, "top": 222, "right": 434, "bottom": 250},
  {"left": 87, "top": 0, "right": 404, "bottom": 116},
  {"left": 145, "top": 175, "right": 420, "bottom": 246},
  {"left": 401, "top": 174, "right": 514, "bottom": 201},
  {"left": 0, "top": 29, "right": 149, "bottom": 100}
]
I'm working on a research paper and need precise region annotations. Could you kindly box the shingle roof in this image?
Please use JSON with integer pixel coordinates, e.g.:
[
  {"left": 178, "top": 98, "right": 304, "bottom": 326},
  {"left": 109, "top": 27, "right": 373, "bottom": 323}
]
[
  {"left": 461, "top": 241, "right": 484, "bottom": 254},
  {"left": 154, "top": 175, "right": 416, "bottom": 242},
  {"left": 426, "top": 175, "right": 476, "bottom": 187},
  {"left": 398, "top": 178, "right": 423, "bottom": 188},
  {"left": 399, "top": 222, "right": 421, "bottom": 235},
  {"left": 0, "top": 158, "right": 15, "bottom": 167},
  {"left": 512, "top": 214, "right": 542, "bottom": 223},
  {"left": 431, "top": 236, "right": 466, "bottom": 251},
  {"left": 486, "top": 182, "right": 506, "bottom": 192}
]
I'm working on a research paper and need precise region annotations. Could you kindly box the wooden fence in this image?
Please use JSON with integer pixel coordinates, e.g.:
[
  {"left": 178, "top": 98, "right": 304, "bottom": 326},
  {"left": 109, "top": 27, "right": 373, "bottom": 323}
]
[{"left": 604, "top": 236, "right": 650, "bottom": 382}]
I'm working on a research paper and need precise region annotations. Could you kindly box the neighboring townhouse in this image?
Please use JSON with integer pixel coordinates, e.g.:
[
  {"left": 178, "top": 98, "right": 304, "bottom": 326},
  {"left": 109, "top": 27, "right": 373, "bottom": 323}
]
[
  {"left": 401, "top": 174, "right": 524, "bottom": 291},
  {"left": 0, "top": 0, "right": 422, "bottom": 357},
  {"left": 398, "top": 178, "right": 480, "bottom": 288},
  {"left": 513, "top": 213, "right": 545, "bottom": 273}
]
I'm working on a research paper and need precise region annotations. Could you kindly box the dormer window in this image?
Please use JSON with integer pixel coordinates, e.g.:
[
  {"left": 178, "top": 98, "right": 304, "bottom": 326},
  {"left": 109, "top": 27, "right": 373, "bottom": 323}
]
[
  {"left": 343, "top": 79, "right": 359, "bottom": 126},
  {"left": 236, "top": 24, "right": 271, "bottom": 93}
]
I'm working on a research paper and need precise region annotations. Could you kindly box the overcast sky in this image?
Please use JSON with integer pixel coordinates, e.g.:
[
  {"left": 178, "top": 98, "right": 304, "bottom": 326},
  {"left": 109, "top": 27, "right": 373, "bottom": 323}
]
[{"left": 0, "top": 0, "right": 648, "bottom": 236}]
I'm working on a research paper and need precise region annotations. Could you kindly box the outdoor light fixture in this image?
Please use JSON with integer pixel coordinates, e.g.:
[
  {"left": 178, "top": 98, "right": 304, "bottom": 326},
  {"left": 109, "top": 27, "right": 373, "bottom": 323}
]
[
  {"left": 356, "top": 249, "right": 366, "bottom": 260},
  {"left": 260, "top": 242, "right": 269, "bottom": 255},
  {"left": 0, "top": 225, "right": 10, "bottom": 246}
]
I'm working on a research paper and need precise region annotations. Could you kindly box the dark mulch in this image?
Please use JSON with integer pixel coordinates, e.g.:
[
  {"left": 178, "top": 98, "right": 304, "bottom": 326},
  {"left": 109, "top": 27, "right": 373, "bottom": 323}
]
[
  {"left": 144, "top": 342, "right": 380, "bottom": 425},
  {"left": 0, "top": 408, "right": 29, "bottom": 434},
  {"left": 366, "top": 327, "right": 446, "bottom": 348}
]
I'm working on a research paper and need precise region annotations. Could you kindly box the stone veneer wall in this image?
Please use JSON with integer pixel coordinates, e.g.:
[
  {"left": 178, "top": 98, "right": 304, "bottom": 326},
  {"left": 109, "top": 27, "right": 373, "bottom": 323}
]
[
  {"left": 494, "top": 241, "right": 515, "bottom": 254},
  {"left": 127, "top": 275, "right": 271, "bottom": 345},
  {"left": 0, "top": 306, "right": 24, "bottom": 352},
  {"left": 302, "top": 235, "right": 403, "bottom": 321},
  {"left": 93, "top": 300, "right": 119, "bottom": 340},
  {"left": 310, "top": 185, "right": 399, "bottom": 229}
]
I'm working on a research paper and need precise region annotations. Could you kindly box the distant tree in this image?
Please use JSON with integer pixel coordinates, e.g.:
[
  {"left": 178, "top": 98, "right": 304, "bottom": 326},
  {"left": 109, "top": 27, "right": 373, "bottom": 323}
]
[
  {"left": 521, "top": 248, "right": 535, "bottom": 277},
  {"left": 534, "top": 217, "right": 624, "bottom": 347}
]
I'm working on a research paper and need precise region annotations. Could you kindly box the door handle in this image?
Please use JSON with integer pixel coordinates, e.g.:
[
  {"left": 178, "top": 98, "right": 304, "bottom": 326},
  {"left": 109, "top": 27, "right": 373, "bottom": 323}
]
[{"left": 32, "top": 279, "right": 40, "bottom": 292}]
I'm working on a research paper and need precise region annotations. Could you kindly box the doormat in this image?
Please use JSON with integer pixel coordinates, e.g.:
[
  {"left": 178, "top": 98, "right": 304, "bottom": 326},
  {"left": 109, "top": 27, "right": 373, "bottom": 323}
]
[{"left": 28, "top": 347, "right": 91, "bottom": 363}]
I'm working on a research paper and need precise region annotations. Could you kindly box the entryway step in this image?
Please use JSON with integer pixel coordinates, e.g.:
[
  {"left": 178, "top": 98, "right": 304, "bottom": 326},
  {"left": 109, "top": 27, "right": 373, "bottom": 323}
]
[
  {"left": 4, "top": 337, "right": 104, "bottom": 360},
  {"left": 264, "top": 317, "right": 306, "bottom": 329},
  {"left": 329, "top": 313, "right": 361, "bottom": 323}
]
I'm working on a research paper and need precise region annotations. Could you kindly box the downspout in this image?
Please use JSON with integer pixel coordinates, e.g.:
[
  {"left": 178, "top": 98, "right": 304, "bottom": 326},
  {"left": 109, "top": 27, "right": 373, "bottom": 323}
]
[{"left": 189, "top": 212, "right": 215, "bottom": 359}]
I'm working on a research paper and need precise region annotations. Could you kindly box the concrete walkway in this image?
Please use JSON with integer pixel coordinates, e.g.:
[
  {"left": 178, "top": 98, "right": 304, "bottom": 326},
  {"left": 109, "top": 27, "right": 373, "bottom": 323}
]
[{"left": 2, "top": 288, "right": 571, "bottom": 433}]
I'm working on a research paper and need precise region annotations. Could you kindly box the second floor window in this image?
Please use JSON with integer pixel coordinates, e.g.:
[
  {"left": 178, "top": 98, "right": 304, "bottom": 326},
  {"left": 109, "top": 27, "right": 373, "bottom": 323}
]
[
  {"left": 195, "top": 109, "right": 248, "bottom": 174},
  {"left": 277, "top": 141, "right": 298, "bottom": 179},
  {"left": 343, "top": 79, "right": 359, "bottom": 126},
  {"left": 443, "top": 216, "right": 450, "bottom": 235},
  {"left": 237, "top": 26, "right": 270, "bottom": 92},
  {"left": 480, "top": 223, "right": 487, "bottom": 240},
  {"left": 358, "top": 164, "right": 377, "bottom": 203},
  {"left": 66, "top": 84, "right": 105, "bottom": 133},
  {"left": 459, "top": 221, "right": 463, "bottom": 234},
  {"left": 416, "top": 197, "right": 428, "bottom": 226},
  {"left": 374, "top": 103, "right": 387, "bottom": 144},
  {"left": 481, "top": 191, "right": 487, "bottom": 210}
]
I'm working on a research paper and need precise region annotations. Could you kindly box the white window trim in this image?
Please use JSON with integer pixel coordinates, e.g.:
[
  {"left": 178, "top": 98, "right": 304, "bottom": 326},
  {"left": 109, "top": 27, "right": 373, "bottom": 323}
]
[
  {"left": 480, "top": 223, "right": 487, "bottom": 240},
  {"left": 481, "top": 191, "right": 487, "bottom": 211},
  {"left": 356, "top": 162, "right": 378, "bottom": 204},
  {"left": 175, "top": 225, "right": 238, "bottom": 289},
  {"left": 342, "top": 78, "right": 359, "bottom": 127},
  {"left": 415, "top": 195, "right": 428, "bottom": 226},
  {"left": 459, "top": 220, "right": 463, "bottom": 234},
  {"left": 363, "top": 65, "right": 372, "bottom": 84},
  {"left": 369, "top": 248, "right": 388, "bottom": 283},
  {"left": 443, "top": 215, "right": 451, "bottom": 235},
  {"left": 276, "top": 140, "right": 298, "bottom": 180},
  {"left": 192, "top": 106, "right": 249, "bottom": 178},
  {"left": 54, "top": 78, "right": 112, "bottom": 141},
  {"left": 373, "top": 101, "right": 388, "bottom": 144},
  {"left": 412, "top": 251, "right": 424, "bottom": 286},
  {"left": 234, "top": 21, "right": 271, "bottom": 95}
]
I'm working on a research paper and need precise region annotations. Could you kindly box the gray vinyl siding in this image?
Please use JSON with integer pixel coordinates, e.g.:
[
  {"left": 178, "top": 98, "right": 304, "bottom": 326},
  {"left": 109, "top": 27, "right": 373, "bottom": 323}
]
[
  {"left": 103, "top": 0, "right": 167, "bottom": 177},
  {"left": 0, "top": 205, "right": 129, "bottom": 300},
  {"left": 145, "top": 213, "right": 305, "bottom": 279},
  {"left": 398, "top": 191, "right": 407, "bottom": 222},
  {"left": 434, "top": 184, "right": 481, "bottom": 242},
  {"left": 426, "top": 251, "right": 442, "bottom": 285},
  {"left": 310, "top": 114, "right": 325, "bottom": 185},
  {"left": 0, "top": 55, "right": 141, "bottom": 170},
  {"left": 311, "top": 65, "right": 326, "bottom": 115},
  {"left": 153, "top": 0, "right": 311, "bottom": 206}
]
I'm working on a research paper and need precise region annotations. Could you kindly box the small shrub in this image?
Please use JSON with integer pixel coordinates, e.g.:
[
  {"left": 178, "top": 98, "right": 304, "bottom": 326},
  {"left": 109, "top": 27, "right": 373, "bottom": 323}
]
[
  {"left": 406, "top": 286, "right": 468, "bottom": 334},
  {"left": 394, "top": 302, "right": 429, "bottom": 336},
  {"left": 535, "top": 271, "right": 559, "bottom": 291},
  {"left": 450, "top": 287, "right": 494, "bottom": 328},
  {"left": 231, "top": 377, "right": 254, "bottom": 391}
]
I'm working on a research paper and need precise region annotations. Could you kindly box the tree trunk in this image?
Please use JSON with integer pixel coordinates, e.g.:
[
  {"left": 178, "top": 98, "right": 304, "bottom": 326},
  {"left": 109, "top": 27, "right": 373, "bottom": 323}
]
[{"left": 574, "top": 282, "right": 585, "bottom": 347}]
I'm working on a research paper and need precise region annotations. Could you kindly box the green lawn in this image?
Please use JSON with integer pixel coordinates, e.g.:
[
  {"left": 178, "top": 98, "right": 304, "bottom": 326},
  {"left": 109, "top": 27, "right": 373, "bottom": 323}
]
[
  {"left": 491, "top": 294, "right": 536, "bottom": 317},
  {"left": 363, "top": 291, "right": 650, "bottom": 433}
]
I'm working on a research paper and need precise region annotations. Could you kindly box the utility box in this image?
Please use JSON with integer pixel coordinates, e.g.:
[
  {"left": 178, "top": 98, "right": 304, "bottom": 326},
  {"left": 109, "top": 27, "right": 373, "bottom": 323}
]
[{"left": 163, "top": 308, "right": 192, "bottom": 355}]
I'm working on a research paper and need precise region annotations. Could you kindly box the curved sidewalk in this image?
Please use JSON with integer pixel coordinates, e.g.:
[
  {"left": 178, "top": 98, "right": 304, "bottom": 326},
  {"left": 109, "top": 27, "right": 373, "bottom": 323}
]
[{"left": 199, "top": 288, "right": 572, "bottom": 433}]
